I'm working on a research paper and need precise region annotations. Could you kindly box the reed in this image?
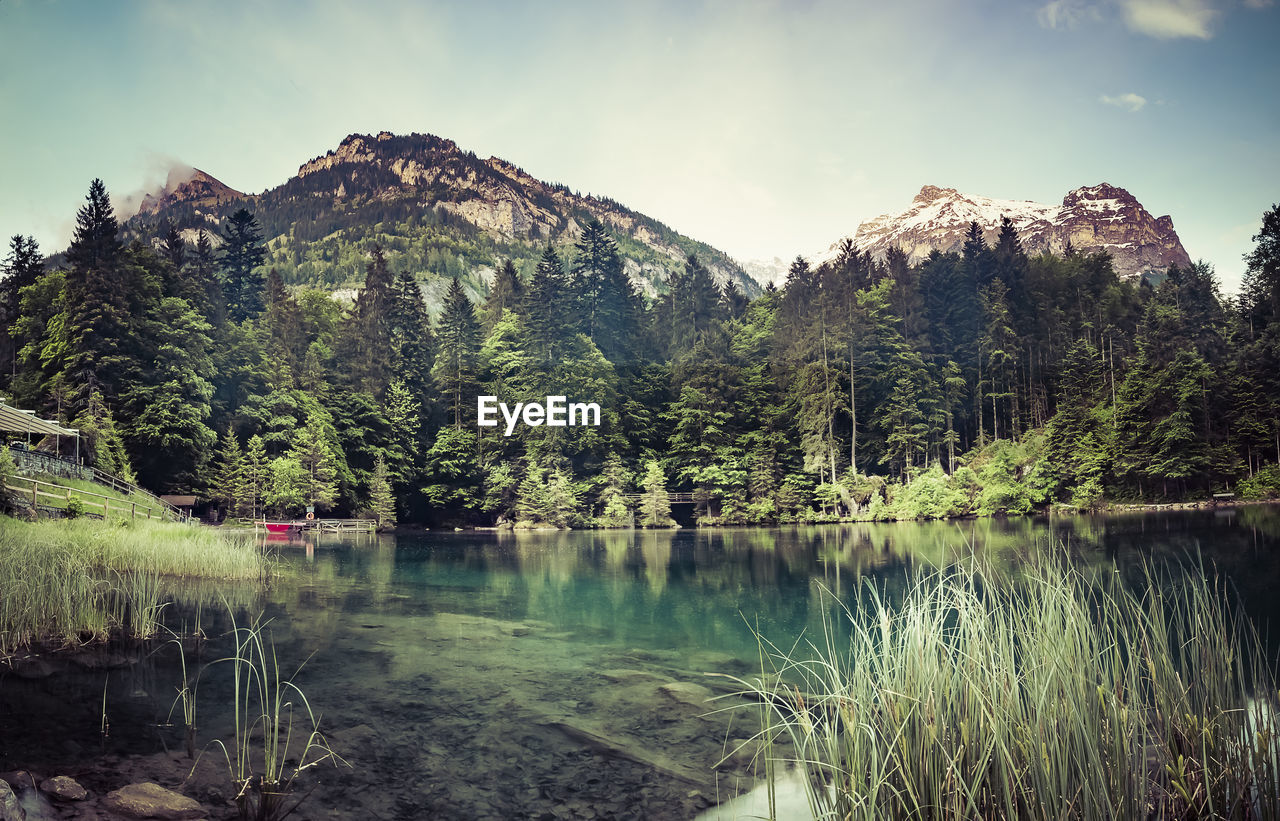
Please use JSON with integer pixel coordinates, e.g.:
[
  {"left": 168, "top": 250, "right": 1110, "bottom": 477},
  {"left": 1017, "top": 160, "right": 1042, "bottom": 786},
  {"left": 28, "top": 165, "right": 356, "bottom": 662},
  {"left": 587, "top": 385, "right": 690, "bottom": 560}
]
[
  {"left": 0, "top": 516, "right": 268, "bottom": 655},
  {"left": 730, "top": 557, "right": 1280, "bottom": 820},
  {"left": 209, "top": 608, "right": 342, "bottom": 821}
]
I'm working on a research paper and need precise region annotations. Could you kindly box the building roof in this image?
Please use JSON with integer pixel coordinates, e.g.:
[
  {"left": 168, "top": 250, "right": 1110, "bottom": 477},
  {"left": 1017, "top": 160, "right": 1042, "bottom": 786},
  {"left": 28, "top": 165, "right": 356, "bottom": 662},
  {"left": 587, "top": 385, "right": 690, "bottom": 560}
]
[
  {"left": 160, "top": 495, "right": 197, "bottom": 507},
  {"left": 0, "top": 400, "right": 78, "bottom": 438}
]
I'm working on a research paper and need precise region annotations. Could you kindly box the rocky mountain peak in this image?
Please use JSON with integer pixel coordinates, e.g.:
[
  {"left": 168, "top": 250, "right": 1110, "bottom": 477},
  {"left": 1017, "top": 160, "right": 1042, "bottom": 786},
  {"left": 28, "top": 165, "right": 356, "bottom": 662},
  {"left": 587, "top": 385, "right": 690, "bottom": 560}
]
[
  {"left": 136, "top": 168, "right": 245, "bottom": 217},
  {"left": 841, "top": 183, "right": 1190, "bottom": 279}
]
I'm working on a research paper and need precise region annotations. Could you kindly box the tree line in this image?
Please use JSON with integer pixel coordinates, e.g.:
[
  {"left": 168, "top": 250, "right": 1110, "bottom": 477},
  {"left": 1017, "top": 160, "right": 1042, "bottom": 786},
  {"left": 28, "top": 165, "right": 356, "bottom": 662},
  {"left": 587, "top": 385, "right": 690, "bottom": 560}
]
[{"left": 2, "top": 178, "right": 1278, "bottom": 526}]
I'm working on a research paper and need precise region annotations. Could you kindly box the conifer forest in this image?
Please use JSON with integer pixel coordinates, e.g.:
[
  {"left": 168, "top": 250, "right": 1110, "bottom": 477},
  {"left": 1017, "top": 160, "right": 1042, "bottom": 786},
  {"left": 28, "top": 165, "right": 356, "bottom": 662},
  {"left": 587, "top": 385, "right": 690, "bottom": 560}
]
[{"left": 3, "top": 179, "right": 1280, "bottom": 528}]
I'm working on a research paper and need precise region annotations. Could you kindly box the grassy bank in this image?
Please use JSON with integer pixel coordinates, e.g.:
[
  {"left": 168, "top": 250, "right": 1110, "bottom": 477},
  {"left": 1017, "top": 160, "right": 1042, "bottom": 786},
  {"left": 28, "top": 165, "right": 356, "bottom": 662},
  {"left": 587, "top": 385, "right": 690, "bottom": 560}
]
[
  {"left": 0, "top": 516, "right": 268, "bottom": 656},
  {"left": 738, "top": 558, "right": 1280, "bottom": 820}
]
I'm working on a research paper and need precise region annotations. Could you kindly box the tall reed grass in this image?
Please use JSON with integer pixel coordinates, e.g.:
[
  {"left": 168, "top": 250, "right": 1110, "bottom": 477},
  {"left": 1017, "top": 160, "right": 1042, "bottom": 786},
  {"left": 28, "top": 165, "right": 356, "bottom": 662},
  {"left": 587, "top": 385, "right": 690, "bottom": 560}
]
[
  {"left": 732, "top": 558, "right": 1280, "bottom": 820},
  {"left": 0, "top": 516, "right": 268, "bottom": 655}
]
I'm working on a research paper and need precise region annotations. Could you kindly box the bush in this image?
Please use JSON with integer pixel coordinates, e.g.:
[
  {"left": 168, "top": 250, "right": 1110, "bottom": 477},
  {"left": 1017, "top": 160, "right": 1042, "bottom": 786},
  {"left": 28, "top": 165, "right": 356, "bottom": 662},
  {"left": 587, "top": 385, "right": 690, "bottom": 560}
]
[{"left": 1239, "top": 464, "right": 1280, "bottom": 500}]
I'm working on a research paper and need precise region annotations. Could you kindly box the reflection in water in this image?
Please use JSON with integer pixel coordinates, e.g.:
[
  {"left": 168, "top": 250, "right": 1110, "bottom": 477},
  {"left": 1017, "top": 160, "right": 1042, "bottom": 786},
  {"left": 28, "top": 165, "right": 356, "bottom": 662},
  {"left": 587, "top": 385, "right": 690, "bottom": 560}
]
[{"left": 2, "top": 507, "right": 1279, "bottom": 819}]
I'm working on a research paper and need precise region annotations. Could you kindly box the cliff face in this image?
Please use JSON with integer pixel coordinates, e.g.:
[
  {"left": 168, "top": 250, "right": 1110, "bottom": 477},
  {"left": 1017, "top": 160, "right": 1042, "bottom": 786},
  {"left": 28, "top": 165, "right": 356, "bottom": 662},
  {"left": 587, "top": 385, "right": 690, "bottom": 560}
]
[{"left": 844, "top": 183, "right": 1191, "bottom": 278}]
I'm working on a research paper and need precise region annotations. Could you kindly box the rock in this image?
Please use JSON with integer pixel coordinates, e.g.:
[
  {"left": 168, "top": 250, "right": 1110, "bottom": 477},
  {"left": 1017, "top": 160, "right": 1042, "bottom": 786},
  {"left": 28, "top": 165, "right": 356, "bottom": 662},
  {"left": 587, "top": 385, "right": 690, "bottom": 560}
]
[
  {"left": 40, "top": 776, "right": 87, "bottom": 801},
  {"left": 659, "top": 681, "right": 715, "bottom": 708},
  {"left": 0, "top": 780, "right": 22, "bottom": 821},
  {"left": 598, "top": 669, "right": 664, "bottom": 684},
  {"left": 101, "top": 783, "right": 203, "bottom": 820}
]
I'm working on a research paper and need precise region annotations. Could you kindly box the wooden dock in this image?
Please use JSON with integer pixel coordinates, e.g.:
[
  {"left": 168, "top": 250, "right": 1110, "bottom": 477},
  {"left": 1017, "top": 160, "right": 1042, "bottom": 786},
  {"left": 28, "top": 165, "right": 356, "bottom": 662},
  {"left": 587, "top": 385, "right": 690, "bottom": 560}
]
[{"left": 302, "top": 518, "right": 378, "bottom": 533}]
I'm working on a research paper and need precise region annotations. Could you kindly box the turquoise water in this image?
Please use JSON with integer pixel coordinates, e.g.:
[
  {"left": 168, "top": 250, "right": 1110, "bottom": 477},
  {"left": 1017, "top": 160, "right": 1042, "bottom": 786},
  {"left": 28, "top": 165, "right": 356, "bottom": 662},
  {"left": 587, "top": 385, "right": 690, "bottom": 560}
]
[{"left": 3, "top": 507, "right": 1279, "bottom": 819}]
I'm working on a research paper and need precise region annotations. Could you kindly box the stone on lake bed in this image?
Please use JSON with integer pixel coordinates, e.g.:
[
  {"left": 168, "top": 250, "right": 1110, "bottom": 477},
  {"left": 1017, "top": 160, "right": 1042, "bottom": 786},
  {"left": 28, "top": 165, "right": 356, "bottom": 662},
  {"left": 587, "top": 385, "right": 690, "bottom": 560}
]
[
  {"left": 0, "top": 780, "right": 21, "bottom": 821},
  {"left": 39, "top": 775, "right": 87, "bottom": 801},
  {"left": 101, "top": 782, "right": 203, "bottom": 819},
  {"left": 659, "top": 681, "right": 715, "bottom": 707}
]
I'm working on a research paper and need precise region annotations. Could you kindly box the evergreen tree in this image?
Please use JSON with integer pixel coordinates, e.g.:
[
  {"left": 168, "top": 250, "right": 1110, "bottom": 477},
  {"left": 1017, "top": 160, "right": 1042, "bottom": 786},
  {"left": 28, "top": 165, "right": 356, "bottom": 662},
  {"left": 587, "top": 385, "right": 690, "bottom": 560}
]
[
  {"left": 289, "top": 412, "right": 339, "bottom": 510},
  {"left": 238, "top": 434, "right": 269, "bottom": 519},
  {"left": 595, "top": 452, "right": 632, "bottom": 527},
  {"left": 433, "top": 277, "right": 481, "bottom": 427},
  {"left": 0, "top": 235, "right": 43, "bottom": 386},
  {"left": 523, "top": 246, "right": 570, "bottom": 366},
  {"left": 57, "top": 179, "right": 135, "bottom": 412},
  {"left": 572, "top": 220, "right": 642, "bottom": 363},
  {"left": 369, "top": 454, "right": 396, "bottom": 528},
  {"left": 70, "top": 390, "right": 136, "bottom": 483},
  {"left": 212, "top": 429, "right": 243, "bottom": 519},
  {"left": 341, "top": 245, "right": 396, "bottom": 395},
  {"left": 484, "top": 258, "right": 524, "bottom": 330},
  {"left": 638, "top": 460, "right": 675, "bottom": 528},
  {"left": 221, "top": 208, "right": 267, "bottom": 322}
]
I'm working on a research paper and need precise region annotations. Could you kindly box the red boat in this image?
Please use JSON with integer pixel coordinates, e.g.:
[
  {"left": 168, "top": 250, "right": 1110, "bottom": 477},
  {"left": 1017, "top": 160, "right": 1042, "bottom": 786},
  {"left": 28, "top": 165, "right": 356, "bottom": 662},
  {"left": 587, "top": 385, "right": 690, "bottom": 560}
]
[{"left": 257, "top": 521, "right": 298, "bottom": 534}]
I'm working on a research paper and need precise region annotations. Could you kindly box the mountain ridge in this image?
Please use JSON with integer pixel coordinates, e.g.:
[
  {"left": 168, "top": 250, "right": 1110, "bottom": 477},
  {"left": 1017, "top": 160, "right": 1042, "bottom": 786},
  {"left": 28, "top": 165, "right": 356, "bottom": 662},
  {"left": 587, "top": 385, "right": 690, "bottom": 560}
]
[
  {"left": 833, "top": 182, "right": 1192, "bottom": 279},
  {"left": 125, "top": 131, "right": 759, "bottom": 303}
]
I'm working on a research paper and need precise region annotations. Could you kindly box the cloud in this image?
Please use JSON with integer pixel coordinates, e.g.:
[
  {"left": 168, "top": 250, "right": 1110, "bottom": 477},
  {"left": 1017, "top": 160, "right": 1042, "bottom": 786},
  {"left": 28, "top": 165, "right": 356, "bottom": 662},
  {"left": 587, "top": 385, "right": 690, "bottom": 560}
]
[
  {"left": 1037, "top": 0, "right": 1103, "bottom": 29},
  {"left": 1100, "top": 92, "right": 1149, "bottom": 111},
  {"left": 1244, "top": 0, "right": 1274, "bottom": 8},
  {"left": 1119, "top": 0, "right": 1218, "bottom": 38}
]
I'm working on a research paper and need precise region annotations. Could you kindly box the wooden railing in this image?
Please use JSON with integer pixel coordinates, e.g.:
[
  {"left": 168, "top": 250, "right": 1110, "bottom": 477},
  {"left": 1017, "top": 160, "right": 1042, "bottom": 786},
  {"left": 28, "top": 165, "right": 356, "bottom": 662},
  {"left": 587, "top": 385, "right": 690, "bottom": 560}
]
[
  {"left": 4, "top": 474, "right": 178, "bottom": 522},
  {"left": 620, "top": 491, "right": 697, "bottom": 503},
  {"left": 7, "top": 447, "right": 189, "bottom": 522}
]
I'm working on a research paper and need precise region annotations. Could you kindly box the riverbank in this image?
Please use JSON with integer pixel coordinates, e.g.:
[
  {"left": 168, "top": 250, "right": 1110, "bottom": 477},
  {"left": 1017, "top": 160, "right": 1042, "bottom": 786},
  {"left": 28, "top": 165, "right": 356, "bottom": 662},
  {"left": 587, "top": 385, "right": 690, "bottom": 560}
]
[{"left": 0, "top": 516, "right": 268, "bottom": 658}]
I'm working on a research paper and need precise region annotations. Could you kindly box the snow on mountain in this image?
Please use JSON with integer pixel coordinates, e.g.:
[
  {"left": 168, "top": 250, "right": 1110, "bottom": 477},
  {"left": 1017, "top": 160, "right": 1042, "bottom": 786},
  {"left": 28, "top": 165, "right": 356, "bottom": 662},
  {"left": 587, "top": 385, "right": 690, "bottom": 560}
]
[{"left": 829, "top": 183, "right": 1191, "bottom": 279}]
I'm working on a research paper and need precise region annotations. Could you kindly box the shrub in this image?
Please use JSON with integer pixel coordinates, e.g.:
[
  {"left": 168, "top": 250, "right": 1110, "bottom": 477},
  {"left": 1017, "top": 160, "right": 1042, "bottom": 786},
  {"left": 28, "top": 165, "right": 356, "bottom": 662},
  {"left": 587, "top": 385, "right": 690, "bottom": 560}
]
[{"left": 1239, "top": 464, "right": 1280, "bottom": 500}]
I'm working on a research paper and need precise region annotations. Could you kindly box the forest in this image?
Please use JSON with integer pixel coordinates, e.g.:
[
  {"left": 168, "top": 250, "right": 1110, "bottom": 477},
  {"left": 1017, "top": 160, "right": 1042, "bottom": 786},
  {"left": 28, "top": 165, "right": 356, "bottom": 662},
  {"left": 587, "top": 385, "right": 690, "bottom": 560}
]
[{"left": 2, "top": 178, "right": 1279, "bottom": 527}]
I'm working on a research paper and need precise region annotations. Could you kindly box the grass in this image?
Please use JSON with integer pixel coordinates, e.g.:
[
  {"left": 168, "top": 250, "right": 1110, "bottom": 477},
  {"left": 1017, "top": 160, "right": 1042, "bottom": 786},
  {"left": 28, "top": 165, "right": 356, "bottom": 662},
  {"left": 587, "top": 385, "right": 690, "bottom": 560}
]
[
  {"left": 0, "top": 516, "right": 269, "bottom": 656},
  {"left": 728, "top": 557, "right": 1280, "bottom": 820},
  {"left": 209, "top": 608, "right": 343, "bottom": 821},
  {"left": 7, "top": 472, "right": 171, "bottom": 517}
]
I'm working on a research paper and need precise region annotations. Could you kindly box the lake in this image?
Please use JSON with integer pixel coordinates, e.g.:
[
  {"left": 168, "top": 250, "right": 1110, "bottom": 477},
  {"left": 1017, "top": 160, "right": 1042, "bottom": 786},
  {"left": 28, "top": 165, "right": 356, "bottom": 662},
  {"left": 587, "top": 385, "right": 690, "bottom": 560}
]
[{"left": 3, "top": 506, "right": 1279, "bottom": 820}]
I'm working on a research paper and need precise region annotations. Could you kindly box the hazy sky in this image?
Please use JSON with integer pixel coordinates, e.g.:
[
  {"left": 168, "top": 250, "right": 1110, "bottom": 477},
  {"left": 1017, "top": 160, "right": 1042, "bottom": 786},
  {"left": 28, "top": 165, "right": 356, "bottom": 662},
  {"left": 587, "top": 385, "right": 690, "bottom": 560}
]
[{"left": 1, "top": 0, "right": 1276, "bottom": 289}]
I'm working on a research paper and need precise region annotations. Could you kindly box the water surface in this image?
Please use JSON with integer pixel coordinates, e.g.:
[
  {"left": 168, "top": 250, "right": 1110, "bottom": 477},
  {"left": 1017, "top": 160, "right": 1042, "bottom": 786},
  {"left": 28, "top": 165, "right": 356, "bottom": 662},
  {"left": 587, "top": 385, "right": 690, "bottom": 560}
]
[{"left": 3, "top": 507, "right": 1279, "bottom": 820}]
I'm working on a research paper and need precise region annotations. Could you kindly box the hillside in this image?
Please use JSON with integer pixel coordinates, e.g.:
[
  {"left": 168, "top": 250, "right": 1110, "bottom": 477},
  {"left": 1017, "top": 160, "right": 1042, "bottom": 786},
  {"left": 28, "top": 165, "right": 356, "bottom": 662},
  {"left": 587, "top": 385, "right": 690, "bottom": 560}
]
[{"left": 123, "top": 131, "right": 760, "bottom": 307}]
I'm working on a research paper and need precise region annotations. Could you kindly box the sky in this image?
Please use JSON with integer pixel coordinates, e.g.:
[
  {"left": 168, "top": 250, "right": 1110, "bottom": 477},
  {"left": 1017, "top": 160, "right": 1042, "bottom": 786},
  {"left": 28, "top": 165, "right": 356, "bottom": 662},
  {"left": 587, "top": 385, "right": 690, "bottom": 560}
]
[{"left": 1, "top": 0, "right": 1276, "bottom": 291}]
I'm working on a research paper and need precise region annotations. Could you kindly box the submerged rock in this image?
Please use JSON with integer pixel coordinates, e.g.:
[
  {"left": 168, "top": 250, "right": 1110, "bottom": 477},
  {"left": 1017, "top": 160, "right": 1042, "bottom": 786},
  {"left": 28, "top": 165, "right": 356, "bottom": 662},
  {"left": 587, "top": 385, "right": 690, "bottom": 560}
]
[
  {"left": 38, "top": 776, "right": 86, "bottom": 801},
  {"left": 0, "top": 780, "right": 22, "bottom": 821},
  {"left": 659, "top": 681, "right": 714, "bottom": 708},
  {"left": 101, "top": 782, "right": 203, "bottom": 820}
]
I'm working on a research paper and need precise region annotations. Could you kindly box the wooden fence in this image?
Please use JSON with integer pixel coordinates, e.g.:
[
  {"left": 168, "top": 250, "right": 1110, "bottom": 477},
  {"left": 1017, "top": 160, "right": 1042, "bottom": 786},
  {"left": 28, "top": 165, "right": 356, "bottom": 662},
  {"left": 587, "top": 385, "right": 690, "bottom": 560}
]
[{"left": 4, "top": 474, "right": 179, "bottom": 522}]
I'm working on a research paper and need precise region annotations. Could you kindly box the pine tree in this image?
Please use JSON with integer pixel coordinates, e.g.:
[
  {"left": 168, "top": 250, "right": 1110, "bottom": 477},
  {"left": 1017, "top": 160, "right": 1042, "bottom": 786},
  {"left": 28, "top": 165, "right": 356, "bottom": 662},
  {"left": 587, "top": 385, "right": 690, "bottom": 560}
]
[
  {"left": 595, "top": 452, "right": 632, "bottom": 527},
  {"left": 341, "top": 245, "right": 396, "bottom": 395},
  {"left": 0, "top": 235, "right": 43, "bottom": 385},
  {"left": 572, "top": 220, "right": 641, "bottom": 363},
  {"left": 238, "top": 435, "right": 269, "bottom": 519},
  {"left": 433, "top": 277, "right": 480, "bottom": 427},
  {"left": 59, "top": 179, "right": 131, "bottom": 412},
  {"left": 289, "top": 412, "right": 339, "bottom": 510},
  {"left": 484, "top": 258, "right": 524, "bottom": 330},
  {"left": 213, "top": 429, "right": 243, "bottom": 519},
  {"left": 221, "top": 208, "right": 267, "bottom": 322},
  {"left": 369, "top": 454, "right": 396, "bottom": 528},
  {"left": 638, "top": 460, "right": 675, "bottom": 528},
  {"left": 70, "top": 390, "right": 136, "bottom": 483},
  {"left": 523, "top": 246, "right": 569, "bottom": 366}
]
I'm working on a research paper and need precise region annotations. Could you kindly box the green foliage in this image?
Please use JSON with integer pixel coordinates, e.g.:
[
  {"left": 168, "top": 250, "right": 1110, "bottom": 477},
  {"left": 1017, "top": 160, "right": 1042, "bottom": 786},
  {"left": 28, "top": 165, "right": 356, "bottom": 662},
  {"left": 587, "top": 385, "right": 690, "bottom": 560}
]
[
  {"left": 637, "top": 460, "right": 675, "bottom": 528},
  {"left": 368, "top": 454, "right": 396, "bottom": 528},
  {"left": 1239, "top": 464, "right": 1280, "bottom": 500}
]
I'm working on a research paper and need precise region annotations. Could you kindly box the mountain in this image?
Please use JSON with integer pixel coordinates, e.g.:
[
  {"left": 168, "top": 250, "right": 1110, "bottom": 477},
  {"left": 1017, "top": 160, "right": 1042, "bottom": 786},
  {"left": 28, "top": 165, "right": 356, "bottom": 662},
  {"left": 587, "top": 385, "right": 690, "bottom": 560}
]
[
  {"left": 125, "top": 131, "right": 759, "bottom": 306},
  {"left": 136, "top": 168, "right": 245, "bottom": 217},
  {"left": 820, "top": 183, "right": 1191, "bottom": 279}
]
